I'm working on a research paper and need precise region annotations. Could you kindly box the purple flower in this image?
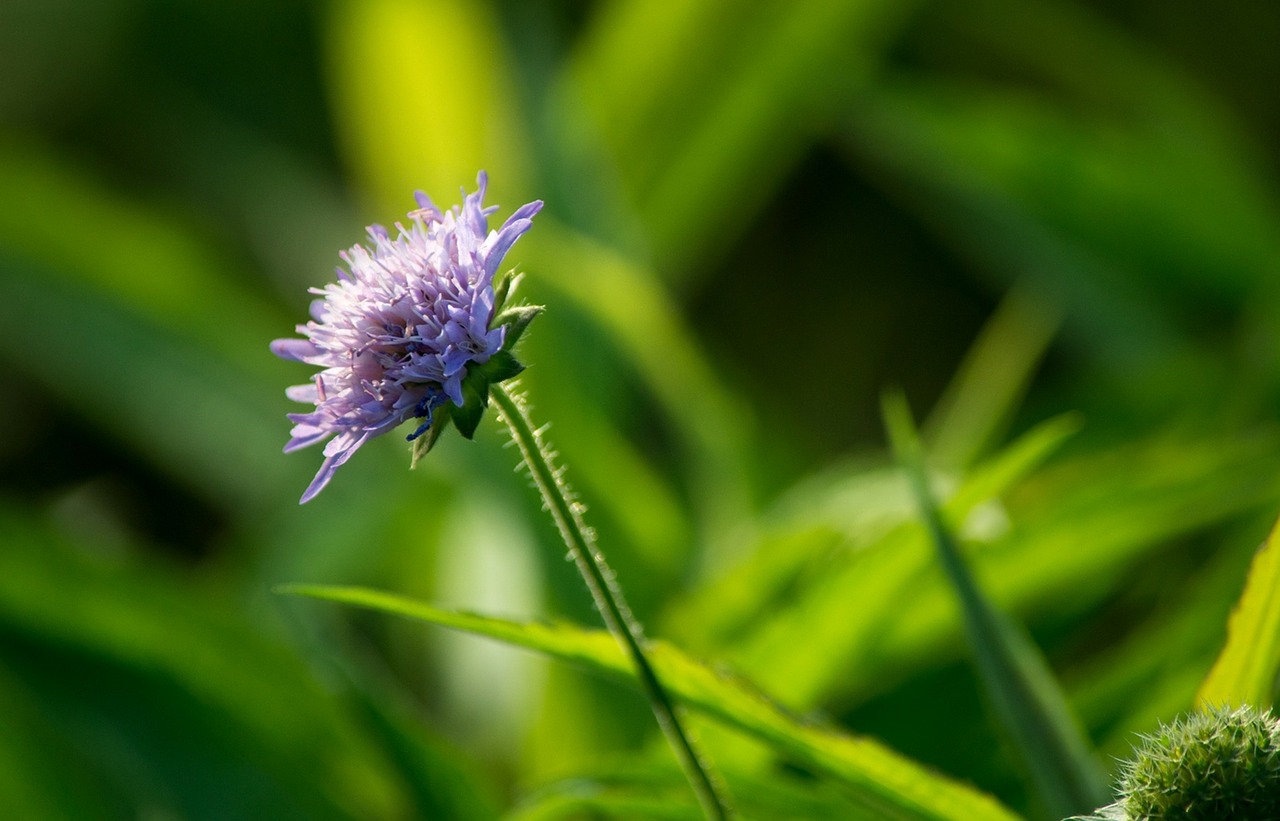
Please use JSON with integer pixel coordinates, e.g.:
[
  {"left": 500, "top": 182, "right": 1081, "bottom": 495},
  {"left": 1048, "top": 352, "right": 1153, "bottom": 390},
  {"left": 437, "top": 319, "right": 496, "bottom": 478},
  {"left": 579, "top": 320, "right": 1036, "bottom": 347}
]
[{"left": 272, "top": 172, "right": 542, "bottom": 502}]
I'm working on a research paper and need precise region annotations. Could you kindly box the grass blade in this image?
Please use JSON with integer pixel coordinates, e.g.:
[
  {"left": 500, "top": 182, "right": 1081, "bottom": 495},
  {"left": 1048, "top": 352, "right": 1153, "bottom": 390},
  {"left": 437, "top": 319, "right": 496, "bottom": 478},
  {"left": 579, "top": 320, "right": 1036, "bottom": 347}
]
[
  {"left": 923, "top": 282, "right": 1063, "bottom": 470},
  {"left": 279, "top": 584, "right": 1024, "bottom": 821},
  {"left": 883, "top": 392, "right": 1106, "bottom": 818},
  {"left": 1197, "top": 515, "right": 1280, "bottom": 709}
]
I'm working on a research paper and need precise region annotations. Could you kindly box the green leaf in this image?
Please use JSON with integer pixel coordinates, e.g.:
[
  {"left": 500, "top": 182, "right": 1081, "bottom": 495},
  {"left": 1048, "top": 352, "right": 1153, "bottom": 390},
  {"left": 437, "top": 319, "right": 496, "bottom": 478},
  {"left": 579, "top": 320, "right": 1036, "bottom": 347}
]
[
  {"left": 1197, "top": 515, "right": 1280, "bottom": 709},
  {"left": 883, "top": 393, "right": 1107, "bottom": 818},
  {"left": 280, "top": 584, "right": 1024, "bottom": 821},
  {"left": 510, "top": 759, "right": 888, "bottom": 821}
]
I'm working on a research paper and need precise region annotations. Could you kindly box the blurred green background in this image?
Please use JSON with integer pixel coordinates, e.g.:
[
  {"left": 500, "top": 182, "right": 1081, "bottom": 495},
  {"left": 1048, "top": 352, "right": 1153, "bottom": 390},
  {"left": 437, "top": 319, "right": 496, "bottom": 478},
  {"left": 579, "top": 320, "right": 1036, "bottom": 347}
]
[{"left": 3, "top": 0, "right": 1280, "bottom": 818}]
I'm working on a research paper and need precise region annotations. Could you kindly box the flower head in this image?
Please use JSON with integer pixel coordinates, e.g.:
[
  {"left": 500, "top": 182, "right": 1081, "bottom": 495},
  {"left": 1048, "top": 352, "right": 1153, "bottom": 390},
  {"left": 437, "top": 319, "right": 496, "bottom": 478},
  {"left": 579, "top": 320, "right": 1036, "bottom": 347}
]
[{"left": 272, "top": 172, "right": 542, "bottom": 502}]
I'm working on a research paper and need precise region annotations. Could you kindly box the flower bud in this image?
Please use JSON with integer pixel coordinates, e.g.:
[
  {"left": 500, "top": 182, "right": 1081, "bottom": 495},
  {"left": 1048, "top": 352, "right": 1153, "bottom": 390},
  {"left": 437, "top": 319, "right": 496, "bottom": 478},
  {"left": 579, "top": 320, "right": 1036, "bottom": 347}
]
[{"left": 1111, "top": 706, "right": 1280, "bottom": 820}]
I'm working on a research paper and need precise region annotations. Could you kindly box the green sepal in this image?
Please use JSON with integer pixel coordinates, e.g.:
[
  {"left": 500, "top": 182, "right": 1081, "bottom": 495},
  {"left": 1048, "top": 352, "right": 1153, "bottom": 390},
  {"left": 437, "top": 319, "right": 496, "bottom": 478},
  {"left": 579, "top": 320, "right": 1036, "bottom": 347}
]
[
  {"left": 477, "top": 349, "right": 525, "bottom": 384},
  {"left": 448, "top": 374, "right": 490, "bottom": 440},
  {"left": 445, "top": 351, "right": 526, "bottom": 439},
  {"left": 493, "top": 304, "right": 544, "bottom": 352},
  {"left": 491, "top": 269, "right": 523, "bottom": 315},
  {"left": 409, "top": 411, "right": 452, "bottom": 467}
]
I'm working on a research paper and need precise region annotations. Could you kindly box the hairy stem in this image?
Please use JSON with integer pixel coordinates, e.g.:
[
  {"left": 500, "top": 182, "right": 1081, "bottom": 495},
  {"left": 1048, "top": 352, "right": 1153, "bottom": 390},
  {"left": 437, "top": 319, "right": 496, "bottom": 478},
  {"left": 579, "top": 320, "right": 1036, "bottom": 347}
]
[{"left": 490, "top": 382, "right": 731, "bottom": 820}]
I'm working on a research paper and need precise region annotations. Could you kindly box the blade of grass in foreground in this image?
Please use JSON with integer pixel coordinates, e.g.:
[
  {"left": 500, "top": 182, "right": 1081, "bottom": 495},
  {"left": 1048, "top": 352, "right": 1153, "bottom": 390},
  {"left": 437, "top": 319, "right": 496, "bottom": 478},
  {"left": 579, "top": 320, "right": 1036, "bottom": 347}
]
[
  {"left": 1197, "top": 514, "right": 1280, "bottom": 709},
  {"left": 278, "top": 584, "right": 1023, "bottom": 821},
  {"left": 508, "top": 759, "right": 902, "bottom": 821},
  {"left": 923, "top": 282, "right": 1063, "bottom": 471},
  {"left": 883, "top": 392, "right": 1106, "bottom": 819}
]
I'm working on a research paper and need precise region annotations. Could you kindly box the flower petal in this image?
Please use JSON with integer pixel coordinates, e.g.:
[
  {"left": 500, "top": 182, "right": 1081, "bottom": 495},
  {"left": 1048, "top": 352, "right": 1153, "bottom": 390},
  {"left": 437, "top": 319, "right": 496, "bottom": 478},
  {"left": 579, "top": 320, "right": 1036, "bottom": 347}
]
[{"left": 271, "top": 338, "right": 320, "bottom": 362}]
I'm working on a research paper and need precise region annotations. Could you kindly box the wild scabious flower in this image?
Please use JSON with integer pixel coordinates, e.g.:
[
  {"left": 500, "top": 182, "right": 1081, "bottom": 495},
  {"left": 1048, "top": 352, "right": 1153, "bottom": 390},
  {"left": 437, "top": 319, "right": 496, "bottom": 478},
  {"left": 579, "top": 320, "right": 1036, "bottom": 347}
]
[{"left": 271, "top": 172, "right": 543, "bottom": 502}]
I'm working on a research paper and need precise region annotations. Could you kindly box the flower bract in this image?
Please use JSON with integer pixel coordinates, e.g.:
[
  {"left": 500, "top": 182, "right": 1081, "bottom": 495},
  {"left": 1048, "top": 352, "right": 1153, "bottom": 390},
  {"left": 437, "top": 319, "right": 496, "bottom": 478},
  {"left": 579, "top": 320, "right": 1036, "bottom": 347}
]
[{"left": 271, "top": 172, "right": 542, "bottom": 502}]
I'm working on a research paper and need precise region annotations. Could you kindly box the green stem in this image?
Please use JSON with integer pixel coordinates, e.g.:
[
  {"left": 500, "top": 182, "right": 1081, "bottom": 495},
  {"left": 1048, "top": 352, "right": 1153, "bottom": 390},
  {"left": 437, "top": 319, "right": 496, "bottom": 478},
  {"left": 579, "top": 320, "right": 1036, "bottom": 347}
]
[{"left": 490, "top": 382, "right": 732, "bottom": 820}]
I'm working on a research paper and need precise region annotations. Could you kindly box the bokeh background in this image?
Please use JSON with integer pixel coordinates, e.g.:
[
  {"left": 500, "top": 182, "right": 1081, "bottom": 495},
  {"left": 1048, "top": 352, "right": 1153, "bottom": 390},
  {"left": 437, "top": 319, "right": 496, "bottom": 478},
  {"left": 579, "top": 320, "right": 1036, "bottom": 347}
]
[{"left": 3, "top": 0, "right": 1280, "bottom": 818}]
